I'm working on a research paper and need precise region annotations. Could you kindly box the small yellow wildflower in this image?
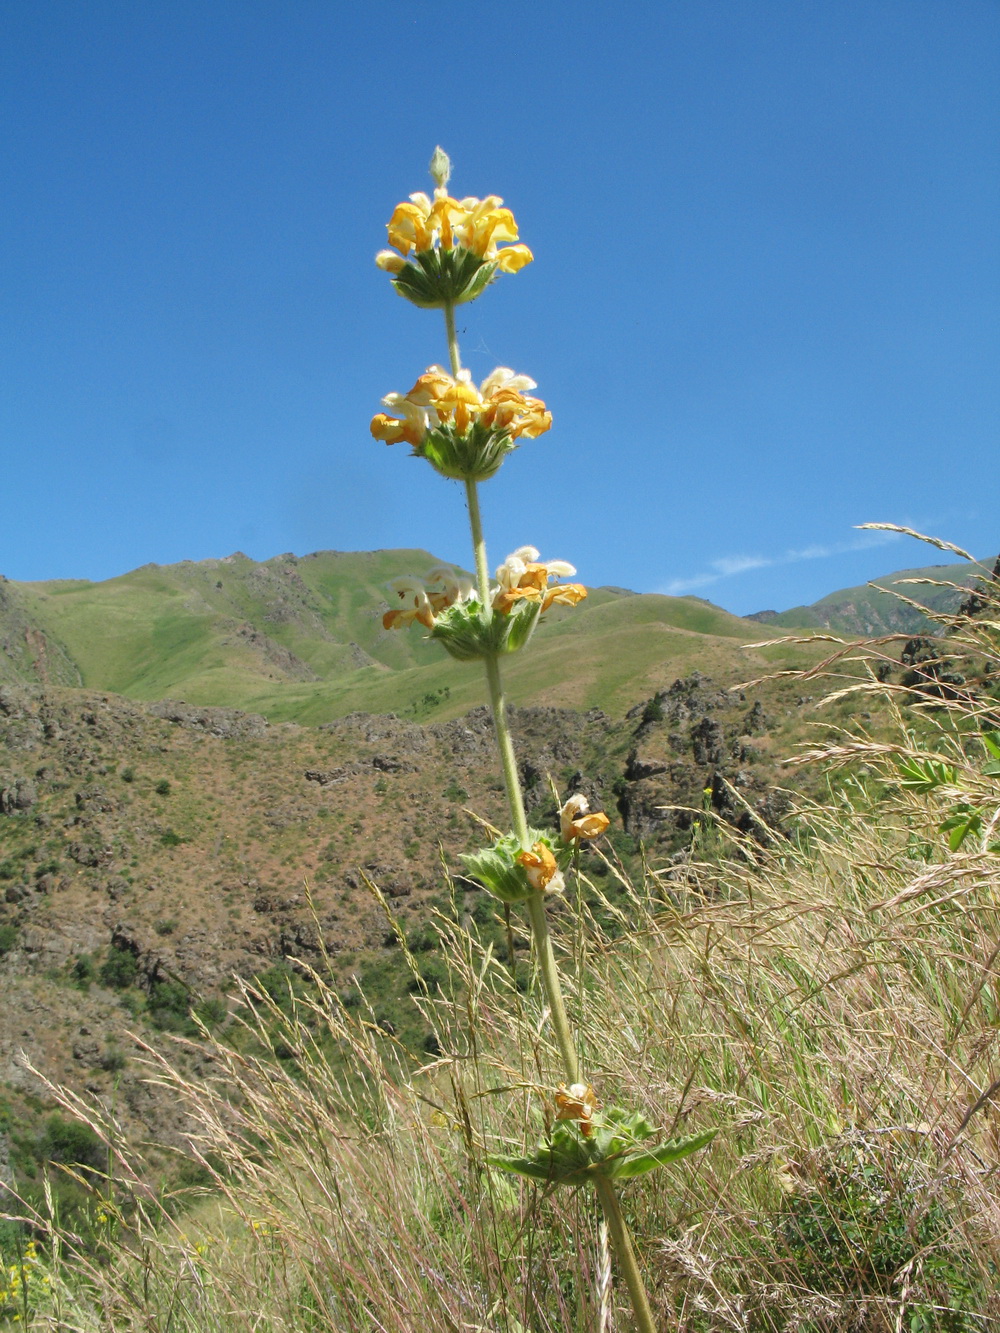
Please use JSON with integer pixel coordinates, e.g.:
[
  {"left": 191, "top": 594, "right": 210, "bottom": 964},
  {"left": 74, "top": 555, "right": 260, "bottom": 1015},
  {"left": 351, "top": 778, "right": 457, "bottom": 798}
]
[
  {"left": 377, "top": 190, "right": 533, "bottom": 274},
  {"left": 382, "top": 565, "right": 473, "bottom": 631},
  {"left": 370, "top": 367, "right": 551, "bottom": 450}
]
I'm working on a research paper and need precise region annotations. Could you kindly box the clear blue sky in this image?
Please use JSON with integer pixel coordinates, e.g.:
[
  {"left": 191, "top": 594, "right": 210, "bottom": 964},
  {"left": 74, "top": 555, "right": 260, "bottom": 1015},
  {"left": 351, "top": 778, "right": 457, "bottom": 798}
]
[{"left": 3, "top": 0, "right": 997, "bottom": 614}]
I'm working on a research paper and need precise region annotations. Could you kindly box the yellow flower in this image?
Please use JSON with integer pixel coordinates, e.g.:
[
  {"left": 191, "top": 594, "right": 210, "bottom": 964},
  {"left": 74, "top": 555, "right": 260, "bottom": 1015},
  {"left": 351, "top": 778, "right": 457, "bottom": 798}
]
[
  {"left": 376, "top": 180, "right": 533, "bottom": 307},
  {"left": 382, "top": 577, "right": 436, "bottom": 631},
  {"left": 559, "top": 794, "right": 611, "bottom": 842},
  {"left": 555, "top": 1082, "right": 597, "bottom": 1137},
  {"left": 516, "top": 841, "right": 565, "bottom": 894},
  {"left": 379, "top": 188, "right": 533, "bottom": 270},
  {"left": 382, "top": 565, "right": 473, "bottom": 631},
  {"left": 370, "top": 368, "right": 551, "bottom": 481},
  {"left": 492, "top": 547, "right": 588, "bottom": 615}
]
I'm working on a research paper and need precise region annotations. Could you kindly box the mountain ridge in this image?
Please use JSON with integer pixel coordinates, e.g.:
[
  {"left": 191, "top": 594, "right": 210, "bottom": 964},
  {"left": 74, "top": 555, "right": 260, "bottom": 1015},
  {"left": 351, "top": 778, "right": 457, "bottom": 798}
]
[{"left": 0, "top": 549, "right": 796, "bottom": 724}]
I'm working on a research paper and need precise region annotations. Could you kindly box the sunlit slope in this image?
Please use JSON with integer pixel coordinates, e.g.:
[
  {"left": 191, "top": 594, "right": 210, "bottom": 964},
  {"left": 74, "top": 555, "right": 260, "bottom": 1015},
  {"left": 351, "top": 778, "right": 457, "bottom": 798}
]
[
  {"left": 235, "top": 591, "right": 800, "bottom": 723},
  {"left": 14, "top": 550, "right": 447, "bottom": 698},
  {"left": 761, "top": 556, "right": 999, "bottom": 635},
  {"left": 7, "top": 553, "right": 797, "bottom": 722}
]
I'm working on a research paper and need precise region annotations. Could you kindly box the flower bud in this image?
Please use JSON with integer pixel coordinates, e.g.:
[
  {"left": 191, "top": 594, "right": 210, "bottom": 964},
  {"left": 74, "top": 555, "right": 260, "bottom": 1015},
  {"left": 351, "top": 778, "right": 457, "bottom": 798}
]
[{"left": 429, "top": 145, "right": 452, "bottom": 192}]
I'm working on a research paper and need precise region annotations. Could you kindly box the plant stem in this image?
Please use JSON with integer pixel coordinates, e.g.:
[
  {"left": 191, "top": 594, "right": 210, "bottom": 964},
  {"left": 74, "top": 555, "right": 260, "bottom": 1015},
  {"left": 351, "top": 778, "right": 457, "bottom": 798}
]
[
  {"left": 441, "top": 295, "right": 653, "bottom": 1333},
  {"left": 464, "top": 478, "right": 493, "bottom": 627},
  {"left": 444, "top": 301, "right": 461, "bottom": 377},
  {"left": 526, "top": 891, "right": 580, "bottom": 1082},
  {"left": 594, "top": 1176, "right": 659, "bottom": 1333}
]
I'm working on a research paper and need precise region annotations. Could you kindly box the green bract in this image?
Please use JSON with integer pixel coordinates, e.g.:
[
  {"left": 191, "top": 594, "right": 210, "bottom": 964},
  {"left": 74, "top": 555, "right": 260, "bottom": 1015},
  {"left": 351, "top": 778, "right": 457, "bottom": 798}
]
[
  {"left": 430, "top": 598, "right": 542, "bottom": 662},
  {"left": 417, "top": 419, "right": 518, "bottom": 482},
  {"left": 461, "top": 828, "right": 558, "bottom": 903},
  {"left": 489, "top": 1109, "right": 716, "bottom": 1188},
  {"left": 391, "top": 248, "right": 498, "bottom": 309}
]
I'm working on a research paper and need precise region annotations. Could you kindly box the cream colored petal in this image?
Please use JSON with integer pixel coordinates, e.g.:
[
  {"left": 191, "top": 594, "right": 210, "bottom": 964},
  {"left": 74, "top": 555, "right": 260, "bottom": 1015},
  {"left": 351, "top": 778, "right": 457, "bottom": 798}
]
[
  {"left": 479, "top": 366, "right": 516, "bottom": 397},
  {"left": 375, "top": 249, "right": 406, "bottom": 274}
]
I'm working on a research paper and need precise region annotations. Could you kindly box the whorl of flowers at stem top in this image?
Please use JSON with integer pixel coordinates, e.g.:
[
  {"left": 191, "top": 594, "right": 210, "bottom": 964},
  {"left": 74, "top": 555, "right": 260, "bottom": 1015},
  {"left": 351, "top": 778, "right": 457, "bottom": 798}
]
[
  {"left": 375, "top": 183, "right": 533, "bottom": 307},
  {"left": 370, "top": 367, "right": 552, "bottom": 482}
]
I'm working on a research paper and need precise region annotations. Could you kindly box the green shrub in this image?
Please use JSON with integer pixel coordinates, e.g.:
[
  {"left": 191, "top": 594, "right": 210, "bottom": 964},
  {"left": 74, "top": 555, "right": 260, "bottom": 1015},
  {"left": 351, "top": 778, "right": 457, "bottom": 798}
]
[
  {"left": 71, "top": 954, "right": 95, "bottom": 988},
  {"left": 37, "top": 1114, "right": 104, "bottom": 1171},
  {"left": 148, "top": 980, "right": 193, "bottom": 1031},
  {"left": 0, "top": 924, "right": 18, "bottom": 957},
  {"left": 764, "top": 1137, "right": 978, "bottom": 1330},
  {"left": 155, "top": 779, "right": 171, "bottom": 796},
  {"left": 99, "top": 945, "right": 138, "bottom": 990}
]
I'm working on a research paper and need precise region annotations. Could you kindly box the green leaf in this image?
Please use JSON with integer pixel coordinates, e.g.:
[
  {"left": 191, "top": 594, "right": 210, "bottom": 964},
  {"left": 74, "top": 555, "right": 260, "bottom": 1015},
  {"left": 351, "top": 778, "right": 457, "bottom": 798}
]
[
  {"left": 896, "top": 756, "right": 956, "bottom": 793},
  {"left": 487, "top": 1153, "right": 562, "bottom": 1183},
  {"left": 939, "top": 804, "right": 982, "bottom": 851},
  {"left": 983, "top": 760, "right": 1000, "bottom": 777},
  {"left": 981, "top": 731, "right": 1000, "bottom": 761},
  {"left": 607, "top": 1128, "right": 717, "bottom": 1180},
  {"left": 490, "top": 1113, "right": 716, "bottom": 1189}
]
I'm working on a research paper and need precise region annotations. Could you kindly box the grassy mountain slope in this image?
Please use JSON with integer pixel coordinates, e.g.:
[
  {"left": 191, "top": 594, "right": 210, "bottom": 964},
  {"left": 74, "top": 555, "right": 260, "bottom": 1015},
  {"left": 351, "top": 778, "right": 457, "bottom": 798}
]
[
  {"left": 755, "top": 555, "right": 999, "bottom": 636},
  {"left": 2, "top": 553, "right": 797, "bottom": 723}
]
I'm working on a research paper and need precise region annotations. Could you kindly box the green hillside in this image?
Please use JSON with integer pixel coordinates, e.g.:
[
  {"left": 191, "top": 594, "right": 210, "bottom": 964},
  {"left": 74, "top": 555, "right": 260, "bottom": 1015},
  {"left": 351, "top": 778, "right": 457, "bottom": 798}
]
[
  {"left": 753, "top": 556, "right": 998, "bottom": 636},
  {"left": 0, "top": 551, "right": 794, "bottom": 723}
]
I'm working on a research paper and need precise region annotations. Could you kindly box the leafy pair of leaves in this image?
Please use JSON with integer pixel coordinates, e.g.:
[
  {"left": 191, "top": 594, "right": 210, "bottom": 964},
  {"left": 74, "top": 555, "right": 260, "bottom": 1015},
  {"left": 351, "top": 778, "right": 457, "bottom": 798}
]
[
  {"left": 981, "top": 730, "right": 1000, "bottom": 777},
  {"left": 939, "top": 804, "right": 985, "bottom": 852},
  {"left": 391, "top": 248, "right": 497, "bottom": 309},
  {"left": 895, "top": 756, "right": 956, "bottom": 793},
  {"left": 489, "top": 1108, "right": 716, "bottom": 1188},
  {"left": 429, "top": 598, "right": 541, "bottom": 663}
]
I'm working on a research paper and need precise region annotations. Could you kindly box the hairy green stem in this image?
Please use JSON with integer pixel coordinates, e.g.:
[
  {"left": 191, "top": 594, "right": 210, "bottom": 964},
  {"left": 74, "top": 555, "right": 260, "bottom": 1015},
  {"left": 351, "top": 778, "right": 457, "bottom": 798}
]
[
  {"left": 526, "top": 891, "right": 580, "bottom": 1082},
  {"left": 464, "top": 478, "right": 493, "bottom": 627},
  {"left": 594, "top": 1176, "right": 658, "bottom": 1333},
  {"left": 444, "top": 301, "right": 461, "bottom": 378},
  {"left": 442, "top": 296, "right": 651, "bottom": 1328}
]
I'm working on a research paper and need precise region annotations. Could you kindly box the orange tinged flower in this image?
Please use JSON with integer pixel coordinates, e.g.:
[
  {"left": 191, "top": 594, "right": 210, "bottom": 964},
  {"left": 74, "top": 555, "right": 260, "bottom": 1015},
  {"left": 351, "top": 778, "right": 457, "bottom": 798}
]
[
  {"left": 559, "top": 795, "right": 611, "bottom": 842},
  {"left": 516, "top": 841, "right": 565, "bottom": 894},
  {"left": 492, "top": 547, "right": 587, "bottom": 615},
  {"left": 555, "top": 1083, "right": 597, "bottom": 1137},
  {"left": 381, "top": 566, "right": 472, "bottom": 631},
  {"left": 370, "top": 368, "right": 551, "bottom": 451}
]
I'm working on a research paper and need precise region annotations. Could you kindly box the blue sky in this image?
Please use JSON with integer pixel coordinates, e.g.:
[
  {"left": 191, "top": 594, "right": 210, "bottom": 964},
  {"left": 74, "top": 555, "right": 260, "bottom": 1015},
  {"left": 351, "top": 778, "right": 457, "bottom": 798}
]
[{"left": 2, "top": 0, "right": 997, "bottom": 615}]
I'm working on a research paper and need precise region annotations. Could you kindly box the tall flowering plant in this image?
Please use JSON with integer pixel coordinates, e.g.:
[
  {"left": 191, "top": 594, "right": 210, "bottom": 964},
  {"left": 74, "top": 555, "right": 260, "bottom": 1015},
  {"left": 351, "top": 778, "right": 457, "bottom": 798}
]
[{"left": 370, "top": 148, "right": 712, "bottom": 1331}]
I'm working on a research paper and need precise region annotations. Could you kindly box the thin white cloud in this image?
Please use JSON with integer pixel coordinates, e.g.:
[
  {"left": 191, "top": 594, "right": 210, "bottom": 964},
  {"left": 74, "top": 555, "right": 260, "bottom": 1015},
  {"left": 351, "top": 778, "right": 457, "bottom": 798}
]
[{"left": 660, "top": 530, "right": 901, "bottom": 597}]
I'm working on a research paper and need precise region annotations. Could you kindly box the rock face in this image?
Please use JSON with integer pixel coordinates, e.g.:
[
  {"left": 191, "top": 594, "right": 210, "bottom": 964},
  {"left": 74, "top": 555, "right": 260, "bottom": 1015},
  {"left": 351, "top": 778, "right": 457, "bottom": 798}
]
[
  {"left": 0, "top": 776, "right": 36, "bottom": 813},
  {"left": 147, "top": 700, "right": 270, "bottom": 739}
]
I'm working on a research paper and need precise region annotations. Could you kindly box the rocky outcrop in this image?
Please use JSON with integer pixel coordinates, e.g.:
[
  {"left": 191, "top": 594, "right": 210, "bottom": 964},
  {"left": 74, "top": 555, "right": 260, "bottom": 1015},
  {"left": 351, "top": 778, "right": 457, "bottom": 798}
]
[{"left": 148, "top": 699, "right": 270, "bottom": 738}]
